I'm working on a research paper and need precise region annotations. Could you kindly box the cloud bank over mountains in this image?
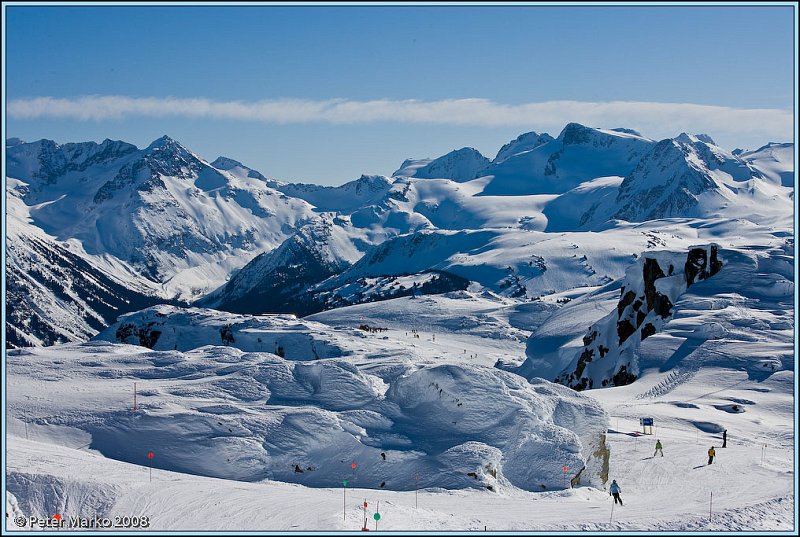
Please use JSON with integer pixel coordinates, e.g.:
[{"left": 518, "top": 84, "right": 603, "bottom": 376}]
[{"left": 9, "top": 95, "right": 792, "bottom": 143}]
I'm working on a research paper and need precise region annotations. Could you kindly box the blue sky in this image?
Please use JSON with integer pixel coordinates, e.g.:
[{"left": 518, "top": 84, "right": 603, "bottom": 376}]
[{"left": 5, "top": 3, "right": 796, "bottom": 185}]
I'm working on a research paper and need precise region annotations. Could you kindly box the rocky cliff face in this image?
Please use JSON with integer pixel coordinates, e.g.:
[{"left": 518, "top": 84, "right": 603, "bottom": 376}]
[{"left": 555, "top": 244, "right": 723, "bottom": 391}]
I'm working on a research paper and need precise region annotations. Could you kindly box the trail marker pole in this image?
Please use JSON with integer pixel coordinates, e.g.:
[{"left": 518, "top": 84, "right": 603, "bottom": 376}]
[
  {"left": 134, "top": 382, "right": 137, "bottom": 415},
  {"left": 147, "top": 452, "right": 154, "bottom": 482},
  {"left": 709, "top": 491, "right": 713, "bottom": 523},
  {"left": 415, "top": 472, "right": 419, "bottom": 509},
  {"left": 363, "top": 500, "right": 368, "bottom": 530},
  {"left": 610, "top": 498, "right": 615, "bottom": 524},
  {"left": 343, "top": 480, "right": 347, "bottom": 521},
  {"left": 25, "top": 421, "right": 28, "bottom": 440},
  {"left": 761, "top": 445, "right": 766, "bottom": 465},
  {"left": 563, "top": 466, "right": 568, "bottom": 489},
  {"left": 374, "top": 501, "right": 381, "bottom": 531}
]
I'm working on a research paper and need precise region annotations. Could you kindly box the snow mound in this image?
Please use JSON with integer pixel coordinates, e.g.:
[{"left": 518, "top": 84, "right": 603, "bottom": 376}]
[
  {"left": 95, "top": 305, "right": 355, "bottom": 360},
  {"left": 7, "top": 343, "right": 609, "bottom": 493}
]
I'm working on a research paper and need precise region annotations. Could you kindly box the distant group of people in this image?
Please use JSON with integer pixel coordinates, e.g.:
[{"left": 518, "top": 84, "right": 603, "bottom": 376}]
[
  {"left": 359, "top": 324, "right": 388, "bottom": 334},
  {"left": 611, "top": 428, "right": 729, "bottom": 506},
  {"left": 649, "top": 428, "right": 727, "bottom": 463},
  {"left": 407, "top": 329, "right": 422, "bottom": 339}
]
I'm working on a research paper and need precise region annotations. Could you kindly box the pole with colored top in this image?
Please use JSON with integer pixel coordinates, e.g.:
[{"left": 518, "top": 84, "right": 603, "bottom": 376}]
[{"left": 343, "top": 480, "right": 347, "bottom": 521}]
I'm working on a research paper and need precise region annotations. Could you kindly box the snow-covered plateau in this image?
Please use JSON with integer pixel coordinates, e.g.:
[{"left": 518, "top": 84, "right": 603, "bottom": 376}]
[{"left": 4, "top": 123, "right": 795, "bottom": 532}]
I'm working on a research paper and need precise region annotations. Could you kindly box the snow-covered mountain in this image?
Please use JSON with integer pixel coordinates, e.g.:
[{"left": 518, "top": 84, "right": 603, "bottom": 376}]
[
  {"left": 7, "top": 136, "right": 318, "bottom": 300},
  {"left": 738, "top": 142, "right": 795, "bottom": 187},
  {"left": 393, "top": 147, "right": 491, "bottom": 182},
  {"left": 273, "top": 174, "right": 394, "bottom": 212},
  {"left": 610, "top": 134, "right": 782, "bottom": 223},
  {"left": 493, "top": 131, "right": 555, "bottom": 164},
  {"left": 478, "top": 124, "right": 655, "bottom": 196},
  {"left": 6, "top": 179, "right": 165, "bottom": 347},
  {"left": 199, "top": 217, "right": 364, "bottom": 315},
  {"left": 6, "top": 125, "right": 793, "bottom": 349},
  {"left": 209, "top": 155, "right": 268, "bottom": 181}
]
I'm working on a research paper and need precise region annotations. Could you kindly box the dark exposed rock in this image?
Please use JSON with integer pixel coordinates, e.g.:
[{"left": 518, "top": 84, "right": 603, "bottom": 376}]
[
  {"left": 115, "top": 322, "right": 162, "bottom": 349},
  {"left": 684, "top": 247, "right": 708, "bottom": 286},
  {"left": 612, "top": 365, "right": 636, "bottom": 386},
  {"left": 640, "top": 323, "right": 656, "bottom": 340},
  {"left": 575, "top": 348, "right": 594, "bottom": 378},
  {"left": 642, "top": 258, "right": 666, "bottom": 311},
  {"left": 710, "top": 245, "right": 723, "bottom": 275},
  {"left": 653, "top": 293, "right": 674, "bottom": 319},
  {"left": 617, "top": 320, "right": 636, "bottom": 345},
  {"left": 685, "top": 245, "right": 724, "bottom": 287},
  {"left": 583, "top": 330, "right": 598, "bottom": 346},
  {"left": 545, "top": 245, "right": 723, "bottom": 393},
  {"left": 617, "top": 289, "right": 636, "bottom": 318},
  {"left": 220, "top": 324, "right": 235, "bottom": 345}
]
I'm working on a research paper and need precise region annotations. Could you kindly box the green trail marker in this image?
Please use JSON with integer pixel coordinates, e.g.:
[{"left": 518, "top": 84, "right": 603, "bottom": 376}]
[
  {"left": 373, "top": 513, "right": 381, "bottom": 521},
  {"left": 342, "top": 480, "right": 347, "bottom": 521}
]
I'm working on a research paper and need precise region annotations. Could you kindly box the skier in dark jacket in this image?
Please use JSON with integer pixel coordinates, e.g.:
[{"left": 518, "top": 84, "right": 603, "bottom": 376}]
[{"left": 609, "top": 479, "right": 623, "bottom": 505}]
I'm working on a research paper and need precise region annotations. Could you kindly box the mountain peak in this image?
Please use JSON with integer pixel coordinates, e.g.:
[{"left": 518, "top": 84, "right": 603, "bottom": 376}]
[
  {"left": 558, "top": 122, "right": 593, "bottom": 143},
  {"left": 211, "top": 156, "right": 267, "bottom": 180},
  {"left": 675, "top": 133, "right": 716, "bottom": 146},
  {"left": 494, "top": 131, "right": 554, "bottom": 163},
  {"left": 146, "top": 134, "right": 182, "bottom": 151},
  {"left": 398, "top": 147, "right": 490, "bottom": 182},
  {"left": 211, "top": 156, "right": 245, "bottom": 170}
]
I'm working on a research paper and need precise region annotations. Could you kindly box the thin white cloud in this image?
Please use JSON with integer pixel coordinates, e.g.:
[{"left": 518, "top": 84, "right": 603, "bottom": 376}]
[{"left": 7, "top": 95, "right": 793, "bottom": 142}]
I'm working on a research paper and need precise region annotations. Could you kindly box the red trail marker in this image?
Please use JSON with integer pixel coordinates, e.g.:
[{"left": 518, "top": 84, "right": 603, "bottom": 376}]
[{"left": 147, "top": 452, "right": 154, "bottom": 482}]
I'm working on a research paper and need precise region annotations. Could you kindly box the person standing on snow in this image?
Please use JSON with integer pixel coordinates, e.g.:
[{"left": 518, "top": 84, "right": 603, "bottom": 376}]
[
  {"left": 609, "top": 479, "right": 623, "bottom": 505},
  {"left": 708, "top": 446, "right": 716, "bottom": 464},
  {"left": 654, "top": 439, "right": 664, "bottom": 457},
  {"left": 722, "top": 430, "right": 727, "bottom": 448}
]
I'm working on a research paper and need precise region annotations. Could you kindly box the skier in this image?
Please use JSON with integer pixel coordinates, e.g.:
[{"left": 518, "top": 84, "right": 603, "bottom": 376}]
[
  {"left": 707, "top": 446, "right": 716, "bottom": 465},
  {"left": 722, "top": 429, "right": 727, "bottom": 448},
  {"left": 294, "top": 464, "right": 304, "bottom": 473},
  {"left": 654, "top": 439, "right": 663, "bottom": 457},
  {"left": 609, "top": 479, "right": 623, "bottom": 505}
]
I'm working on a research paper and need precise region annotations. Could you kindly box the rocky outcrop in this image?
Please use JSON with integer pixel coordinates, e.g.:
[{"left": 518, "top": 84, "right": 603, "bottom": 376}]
[{"left": 555, "top": 244, "right": 723, "bottom": 391}]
